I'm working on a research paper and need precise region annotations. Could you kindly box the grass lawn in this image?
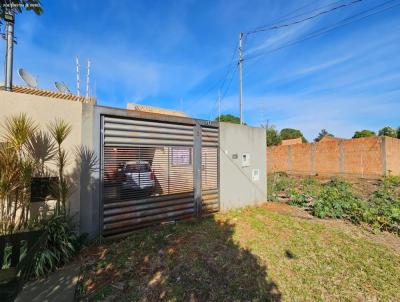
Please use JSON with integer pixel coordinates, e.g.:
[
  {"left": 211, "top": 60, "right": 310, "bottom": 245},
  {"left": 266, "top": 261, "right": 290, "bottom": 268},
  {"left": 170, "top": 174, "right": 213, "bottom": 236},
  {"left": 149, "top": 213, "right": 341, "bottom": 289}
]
[{"left": 77, "top": 204, "right": 400, "bottom": 301}]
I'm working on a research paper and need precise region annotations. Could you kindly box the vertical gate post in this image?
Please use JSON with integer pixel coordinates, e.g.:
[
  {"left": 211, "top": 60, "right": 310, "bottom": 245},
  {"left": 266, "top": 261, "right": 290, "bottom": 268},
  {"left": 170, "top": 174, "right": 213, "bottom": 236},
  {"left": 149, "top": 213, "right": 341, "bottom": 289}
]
[
  {"left": 194, "top": 122, "right": 202, "bottom": 218},
  {"left": 99, "top": 115, "right": 105, "bottom": 238}
]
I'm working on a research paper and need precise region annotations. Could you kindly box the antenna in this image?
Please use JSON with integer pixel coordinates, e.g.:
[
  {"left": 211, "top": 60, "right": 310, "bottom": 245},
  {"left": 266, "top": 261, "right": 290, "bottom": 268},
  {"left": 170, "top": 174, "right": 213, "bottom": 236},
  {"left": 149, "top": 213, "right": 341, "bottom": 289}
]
[
  {"left": 86, "top": 59, "right": 90, "bottom": 98},
  {"left": 18, "top": 68, "right": 37, "bottom": 88},
  {"left": 76, "top": 56, "right": 80, "bottom": 96},
  {"left": 54, "top": 81, "right": 71, "bottom": 94}
]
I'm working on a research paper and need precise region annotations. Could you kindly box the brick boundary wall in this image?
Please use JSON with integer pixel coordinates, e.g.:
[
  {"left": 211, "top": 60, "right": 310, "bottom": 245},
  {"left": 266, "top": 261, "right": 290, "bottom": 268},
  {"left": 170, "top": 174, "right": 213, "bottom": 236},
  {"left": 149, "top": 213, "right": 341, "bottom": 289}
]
[{"left": 267, "top": 136, "right": 400, "bottom": 179}]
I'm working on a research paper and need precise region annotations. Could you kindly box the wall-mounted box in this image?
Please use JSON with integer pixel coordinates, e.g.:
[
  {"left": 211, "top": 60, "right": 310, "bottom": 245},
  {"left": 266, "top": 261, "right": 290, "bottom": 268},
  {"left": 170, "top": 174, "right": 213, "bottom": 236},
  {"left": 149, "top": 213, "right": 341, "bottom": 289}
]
[
  {"left": 242, "top": 153, "right": 250, "bottom": 167},
  {"left": 252, "top": 169, "right": 260, "bottom": 181}
]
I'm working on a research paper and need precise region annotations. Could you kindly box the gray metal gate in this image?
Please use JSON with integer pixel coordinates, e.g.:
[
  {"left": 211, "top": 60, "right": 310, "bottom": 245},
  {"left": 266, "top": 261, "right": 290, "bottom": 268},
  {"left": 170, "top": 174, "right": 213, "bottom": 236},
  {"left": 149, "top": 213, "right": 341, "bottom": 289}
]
[{"left": 100, "top": 115, "right": 219, "bottom": 237}]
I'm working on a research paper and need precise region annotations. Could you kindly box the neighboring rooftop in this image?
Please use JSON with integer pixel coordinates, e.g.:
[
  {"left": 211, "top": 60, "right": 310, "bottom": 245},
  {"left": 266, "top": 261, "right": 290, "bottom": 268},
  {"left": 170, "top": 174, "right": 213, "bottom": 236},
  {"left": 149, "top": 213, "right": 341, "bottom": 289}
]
[
  {"left": 127, "top": 103, "right": 188, "bottom": 117},
  {"left": 1, "top": 84, "right": 96, "bottom": 104},
  {"left": 281, "top": 138, "right": 302, "bottom": 146},
  {"left": 319, "top": 136, "right": 342, "bottom": 142}
]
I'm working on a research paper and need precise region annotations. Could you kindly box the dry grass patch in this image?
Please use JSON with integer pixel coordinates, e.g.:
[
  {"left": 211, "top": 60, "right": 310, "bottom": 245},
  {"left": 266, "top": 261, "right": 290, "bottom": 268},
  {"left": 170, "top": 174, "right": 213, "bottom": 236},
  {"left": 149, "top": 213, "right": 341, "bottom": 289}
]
[{"left": 77, "top": 205, "right": 400, "bottom": 301}]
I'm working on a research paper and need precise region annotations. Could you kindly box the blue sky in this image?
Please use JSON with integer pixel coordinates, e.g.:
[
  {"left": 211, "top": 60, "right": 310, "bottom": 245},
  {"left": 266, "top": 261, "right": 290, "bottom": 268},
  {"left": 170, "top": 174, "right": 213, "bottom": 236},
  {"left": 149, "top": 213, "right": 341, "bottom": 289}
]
[{"left": 6, "top": 0, "right": 400, "bottom": 140}]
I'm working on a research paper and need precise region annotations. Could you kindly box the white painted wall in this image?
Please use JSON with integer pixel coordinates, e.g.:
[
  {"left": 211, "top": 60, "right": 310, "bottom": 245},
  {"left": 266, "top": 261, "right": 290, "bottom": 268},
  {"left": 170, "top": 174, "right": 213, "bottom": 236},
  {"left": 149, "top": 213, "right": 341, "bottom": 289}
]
[
  {"left": 219, "top": 122, "right": 267, "bottom": 211},
  {"left": 0, "top": 90, "right": 83, "bottom": 223}
]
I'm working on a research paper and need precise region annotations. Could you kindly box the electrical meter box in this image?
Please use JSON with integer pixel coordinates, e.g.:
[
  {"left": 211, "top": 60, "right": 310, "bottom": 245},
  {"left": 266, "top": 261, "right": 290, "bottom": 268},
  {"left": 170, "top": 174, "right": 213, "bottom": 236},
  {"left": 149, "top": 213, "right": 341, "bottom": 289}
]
[
  {"left": 242, "top": 153, "right": 250, "bottom": 167},
  {"left": 252, "top": 169, "right": 260, "bottom": 181}
]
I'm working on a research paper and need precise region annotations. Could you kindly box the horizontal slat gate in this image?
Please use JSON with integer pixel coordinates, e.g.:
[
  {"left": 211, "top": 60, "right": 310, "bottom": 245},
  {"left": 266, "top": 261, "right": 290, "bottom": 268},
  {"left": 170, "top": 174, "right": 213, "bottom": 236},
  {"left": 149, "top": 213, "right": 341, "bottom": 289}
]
[
  {"left": 101, "top": 116, "right": 219, "bottom": 237},
  {"left": 201, "top": 126, "right": 219, "bottom": 214}
]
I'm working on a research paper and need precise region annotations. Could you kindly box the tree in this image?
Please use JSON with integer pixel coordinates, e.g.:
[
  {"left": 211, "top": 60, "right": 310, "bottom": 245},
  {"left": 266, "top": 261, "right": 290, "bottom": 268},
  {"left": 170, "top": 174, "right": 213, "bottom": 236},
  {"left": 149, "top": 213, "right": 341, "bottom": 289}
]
[
  {"left": 280, "top": 128, "right": 307, "bottom": 143},
  {"left": 266, "top": 126, "right": 281, "bottom": 146},
  {"left": 397, "top": 127, "right": 400, "bottom": 139},
  {"left": 352, "top": 130, "right": 376, "bottom": 139},
  {"left": 0, "top": 0, "right": 43, "bottom": 21},
  {"left": 378, "top": 126, "right": 397, "bottom": 138},
  {"left": 215, "top": 114, "right": 240, "bottom": 124},
  {"left": 314, "top": 129, "right": 334, "bottom": 142}
]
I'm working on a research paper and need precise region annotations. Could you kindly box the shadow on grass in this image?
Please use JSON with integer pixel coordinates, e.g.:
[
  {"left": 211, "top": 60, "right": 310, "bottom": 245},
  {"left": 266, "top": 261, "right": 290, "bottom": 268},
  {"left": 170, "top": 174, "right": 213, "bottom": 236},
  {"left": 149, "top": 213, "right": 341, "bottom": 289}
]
[{"left": 78, "top": 216, "right": 281, "bottom": 301}]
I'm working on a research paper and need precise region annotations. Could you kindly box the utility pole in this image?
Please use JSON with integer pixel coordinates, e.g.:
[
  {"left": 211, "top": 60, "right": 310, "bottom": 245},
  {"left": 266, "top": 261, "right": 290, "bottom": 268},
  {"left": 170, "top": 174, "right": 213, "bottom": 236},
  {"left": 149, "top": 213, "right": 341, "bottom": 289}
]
[
  {"left": 218, "top": 89, "right": 221, "bottom": 122},
  {"left": 238, "top": 32, "right": 244, "bottom": 124},
  {"left": 4, "top": 11, "right": 15, "bottom": 91}
]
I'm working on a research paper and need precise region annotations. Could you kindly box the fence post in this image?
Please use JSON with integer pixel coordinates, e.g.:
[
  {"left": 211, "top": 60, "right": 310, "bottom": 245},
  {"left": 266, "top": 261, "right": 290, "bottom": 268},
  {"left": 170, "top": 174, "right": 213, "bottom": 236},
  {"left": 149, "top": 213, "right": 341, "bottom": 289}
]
[
  {"left": 267, "top": 147, "right": 272, "bottom": 174},
  {"left": 339, "top": 140, "right": 345, "bottom": 176},
  {"left": 310, "top": 143, "right": 315, "bottom": 175},
  {"left": 380, "top": 136, "right": 387, "bottom": 176},
  {"left": 193, "top": 122, "right": 202, "bottom": 218}
]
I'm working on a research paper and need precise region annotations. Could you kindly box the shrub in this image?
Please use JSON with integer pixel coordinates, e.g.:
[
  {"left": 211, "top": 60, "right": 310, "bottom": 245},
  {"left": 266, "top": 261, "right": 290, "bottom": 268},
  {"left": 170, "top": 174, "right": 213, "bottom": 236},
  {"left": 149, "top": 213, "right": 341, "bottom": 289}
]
[
  {"left": 277, "top": 175, "right": 400, "bottom": 234},
  {"left": 312, "top": 178, "right": 365, "bottom": 223},
  {"left": 288, "top": 177, "right": 320, "bottom": 207},
  {"left": 288, "top": 189, "right": 310, "bottom": 207},
  {"left": 34, "top": 215, "right": 81, "bottom": 277},
  {"left": 267, "top": 172, "right": 294, "bottom": 201},
  {"left": 300, "top": 177, "right": 320, "bottom": 187},
  {"left": 363, "top": 177, "right": 400, "bottom": 233}
]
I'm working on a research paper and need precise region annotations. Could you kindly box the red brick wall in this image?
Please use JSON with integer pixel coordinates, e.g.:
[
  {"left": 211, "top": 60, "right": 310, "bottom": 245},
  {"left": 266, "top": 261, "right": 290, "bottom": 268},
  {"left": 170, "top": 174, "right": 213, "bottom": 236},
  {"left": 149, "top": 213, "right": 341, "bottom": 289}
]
[
  {"left": 386, "top": 137, "right": 400, "bottom": 176},
  {"left": 342, "top": 137, "right": 382, "bottom": 178},
  {"left": 267, "top": 145, "right": 289, "bottom": 173},
  {"left": 267, "top": 136, "right": 400, "bottom": 178},
  {"left": 314, "top": 140, "right": 340, "bottom": 175},
  {"left": 290, "top": 143, "right": 313, "bottom": 175}
]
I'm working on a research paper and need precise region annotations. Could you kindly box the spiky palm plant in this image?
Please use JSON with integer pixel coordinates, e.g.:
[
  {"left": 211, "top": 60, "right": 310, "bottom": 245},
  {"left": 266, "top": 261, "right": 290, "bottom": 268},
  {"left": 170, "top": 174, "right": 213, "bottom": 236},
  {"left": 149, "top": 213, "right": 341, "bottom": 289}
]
[
  {"left": 48, "top": 119, "right": 72, "bottom": 215},
  {"left": 0, "top": 142, "right": 20, "bottom": 234},
  {"left": 1, "top": 113, "right": 37, "bottom": 233},
  {"left": 26, "top": 130, "right": 56, "bottom": 177},
  {"left": 3, "top": 113, "right": 36, "bottom": 155}
]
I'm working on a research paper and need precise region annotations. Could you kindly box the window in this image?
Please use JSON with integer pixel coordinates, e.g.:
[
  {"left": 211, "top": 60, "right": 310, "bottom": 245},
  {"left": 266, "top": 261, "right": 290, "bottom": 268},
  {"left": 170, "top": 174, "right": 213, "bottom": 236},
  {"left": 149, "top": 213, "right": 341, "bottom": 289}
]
[
  {"left": 30, "top": 177, "right": 58, "bottom": 202},
  {"left": 171, "top": 147, "right": 192, "bottom": 166},
  {"left": 124, "top": 162, "right": 151, "bottom": 173}
]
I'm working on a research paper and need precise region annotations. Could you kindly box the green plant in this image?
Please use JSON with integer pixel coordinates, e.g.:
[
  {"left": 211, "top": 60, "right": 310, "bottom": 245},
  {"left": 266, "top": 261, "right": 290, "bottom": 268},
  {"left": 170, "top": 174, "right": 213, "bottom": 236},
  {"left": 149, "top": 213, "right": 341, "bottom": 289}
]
[
  {"left": 266, "top": 125, "right": 281, "bottom": 146},
  {"left": 0, "top": 1, "right": 43, "bottom": 22},
  {"left": 300, "top": 177, "right": 320, "bottom": 187},
  {"left": 48, "top": 119, "right": 72, "bottom": 215},
  {"left": 34, "top": 215, "right": 80, "bottom": 277},
  {"left": 353, "top": 130, "right": 376, "bottom": 138},
  {"left": 280, "top": 128, "right": 307, "bottom": 143},
  {"left": 314, "top": 129, "right": 334, "bottom": 142},
  {"left": 267, "top": 173, "right": 294, "bottom": 201},
  {"left": 363, "top": 177, "right": 400, "bottom": 233},
  {"left": 214, "top": 114, "right": 241, "bottom": 124},
  {"left": 0, "top": 113, "right": 38, "bottom": 233},
  {"left": 378, "top": 126, "right": 397, "bottom": 138},
  {"left": 312, "top": 178, "right": 365, "bottom": 223},
  {"left": 289, "top": 178, "right": 320, "bottom": 207}
]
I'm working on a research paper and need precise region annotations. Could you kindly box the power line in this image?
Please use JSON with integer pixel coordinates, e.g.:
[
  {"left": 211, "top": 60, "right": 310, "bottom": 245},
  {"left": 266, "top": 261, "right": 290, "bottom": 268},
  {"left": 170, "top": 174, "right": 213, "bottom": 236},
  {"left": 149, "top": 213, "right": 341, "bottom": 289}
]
[
  {"left": 245, "top": 0, "right": 400, "bottom": 62},
  {"left": 247, "top": 0, "right": 350, "bottom": 35},
  {"left": 194, "top": 1, "right": 356, "bottom": 119},
  {"left": 208, "top": 64, "right": 238, "bottom": 120},
  {"left": 247, "top": 0, "right": 363, "bottom": 35},
  {"left": 190, "top": 41, "right": 238, "bottom": 104}
]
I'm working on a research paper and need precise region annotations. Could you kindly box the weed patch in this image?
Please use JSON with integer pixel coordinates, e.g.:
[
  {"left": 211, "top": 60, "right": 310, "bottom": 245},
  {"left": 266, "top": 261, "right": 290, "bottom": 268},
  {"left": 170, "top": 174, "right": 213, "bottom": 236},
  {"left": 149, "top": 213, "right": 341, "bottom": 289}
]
[{"left": 269, "top": 174, "right": 400, "bottom": 235}]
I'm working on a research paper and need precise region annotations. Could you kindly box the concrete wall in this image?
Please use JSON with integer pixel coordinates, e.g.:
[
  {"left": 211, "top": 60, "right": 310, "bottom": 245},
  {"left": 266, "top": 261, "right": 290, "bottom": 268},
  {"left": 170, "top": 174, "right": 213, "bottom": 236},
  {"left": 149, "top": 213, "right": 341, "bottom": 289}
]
[
  {"left": 267, "top": 136, "right": 399, "bottom": 178},
  {"left": 0, "top": 92, "right": 268, "bottom": 236},
  {"left": 386, "top": 137, "right": 400, "bottom": 176},
  {"left": 0, "top": 90, "right": 84, "bottom": 222},
  {"left": 219, "top": 123, "right": 267, "bottom": 211}
]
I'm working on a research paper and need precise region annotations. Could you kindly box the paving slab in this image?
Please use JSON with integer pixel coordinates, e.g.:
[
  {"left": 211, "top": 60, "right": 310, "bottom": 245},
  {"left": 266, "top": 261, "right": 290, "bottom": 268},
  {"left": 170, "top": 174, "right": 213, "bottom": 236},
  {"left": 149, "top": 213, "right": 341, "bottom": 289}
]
[{"left": 15, "top": 263, "right": 80, "bottom": 302}]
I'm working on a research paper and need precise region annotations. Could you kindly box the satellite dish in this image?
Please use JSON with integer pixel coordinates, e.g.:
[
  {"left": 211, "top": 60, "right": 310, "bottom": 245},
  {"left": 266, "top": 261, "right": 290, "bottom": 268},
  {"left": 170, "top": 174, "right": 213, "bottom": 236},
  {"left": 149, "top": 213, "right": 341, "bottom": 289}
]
[
  {"left": 18, "top": 68, "right": 38, "bottom": 88},
  {"left": 54, "top": 81, "right": 71, "bottom": 94}
]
